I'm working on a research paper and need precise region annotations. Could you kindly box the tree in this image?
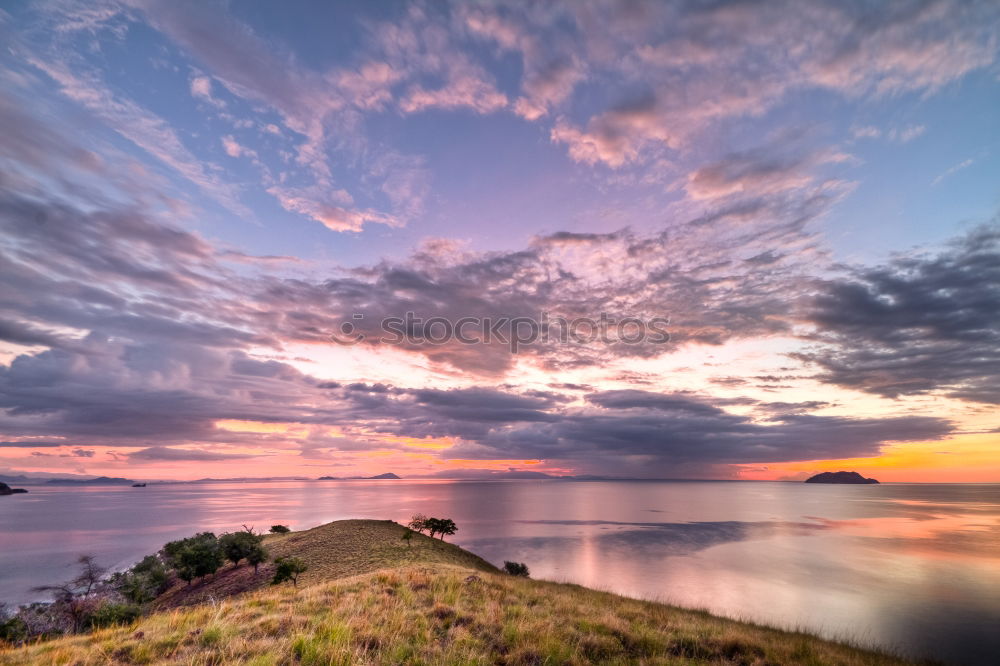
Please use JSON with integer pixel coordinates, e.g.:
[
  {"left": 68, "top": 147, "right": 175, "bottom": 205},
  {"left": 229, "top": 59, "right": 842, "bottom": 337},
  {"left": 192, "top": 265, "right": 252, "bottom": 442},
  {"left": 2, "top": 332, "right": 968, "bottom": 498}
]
[
  {"left": 269, "top": 525, "right": 290, "bottom": 534},
  {"left": 271, "top": 557, "right": 307, "bottom": 587},
  {"left": 401, "top": 529, "right": 414, "bottom": 547},
  {"left": 32, "top": 555, "right": 107, "bottom": 632},
  {"left": 503, "top": 561, "right": 530, "bottom": 577},
  {"left": 219, "top": 530, "right": 264, "bottom": 568},
  {"left": 425, "top": 517, "right": 457, "bottom": 540},
  {"left": 71, "top": 556, "right": 106, "bottom": 598},
  {"left": 108, "top": 555, "right": 169, "bottom": 604},
  {"left": 162, "top": 533, "right": 223, "bottom": 585},
  {"left": 246, "top": 543, "right": 268, "bottom": 574},
  {"left": 406, "top": 514, "right": 428, "bottom": 534}
]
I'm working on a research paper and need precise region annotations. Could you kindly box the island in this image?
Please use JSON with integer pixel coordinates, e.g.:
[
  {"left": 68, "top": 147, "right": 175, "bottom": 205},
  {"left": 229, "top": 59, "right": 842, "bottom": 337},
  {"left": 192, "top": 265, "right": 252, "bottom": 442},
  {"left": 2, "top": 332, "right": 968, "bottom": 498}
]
[
  {"left": 805, "top": 471, "right": 879, "bottom": 484},
  {"left": 0, "top": 482, "right": 28, "bottom": 495},
  {"left": 316, "top": 472, "right": 401, "bottom": 480}
]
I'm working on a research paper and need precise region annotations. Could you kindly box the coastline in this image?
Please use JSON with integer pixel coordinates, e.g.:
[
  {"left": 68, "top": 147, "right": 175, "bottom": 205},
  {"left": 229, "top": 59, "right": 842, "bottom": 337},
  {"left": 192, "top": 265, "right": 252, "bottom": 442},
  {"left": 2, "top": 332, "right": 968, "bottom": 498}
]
[{"left": 1, "top": 519, "right": 920, "bottom": 665}]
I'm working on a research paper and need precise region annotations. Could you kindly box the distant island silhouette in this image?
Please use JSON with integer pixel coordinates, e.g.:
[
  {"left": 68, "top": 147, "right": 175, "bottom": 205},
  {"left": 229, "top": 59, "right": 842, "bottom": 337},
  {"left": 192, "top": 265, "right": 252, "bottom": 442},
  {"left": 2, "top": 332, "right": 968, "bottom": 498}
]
[
  {"left": 317, "top": 472, "right": 401, "bottom": 480},
  {"left": 0, "top": 481, "right": 28, "bottom": 495},
  {"left": 805, "top": 471, "right": 879, "bottom": 484},
  {"left": 44, "top": 476, "right": 135, "bottom": 486}
]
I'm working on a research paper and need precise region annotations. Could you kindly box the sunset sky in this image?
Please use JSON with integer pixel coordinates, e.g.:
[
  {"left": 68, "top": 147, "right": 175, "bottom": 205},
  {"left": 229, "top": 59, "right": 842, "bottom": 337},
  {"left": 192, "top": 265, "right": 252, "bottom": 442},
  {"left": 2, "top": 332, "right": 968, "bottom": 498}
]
[{"left": 1, "top": 0, "right": 998, "bottom": 482}]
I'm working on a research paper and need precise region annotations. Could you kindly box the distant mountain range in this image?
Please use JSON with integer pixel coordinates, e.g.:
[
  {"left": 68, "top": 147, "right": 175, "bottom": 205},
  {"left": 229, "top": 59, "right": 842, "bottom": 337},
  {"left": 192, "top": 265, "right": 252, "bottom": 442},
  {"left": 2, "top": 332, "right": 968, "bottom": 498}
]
[
  {"left": 43, "top": 476, "right": 135, "bottom": 485},
  {"left": 317, "top": 473, "right": 401, "bottom": 480}
]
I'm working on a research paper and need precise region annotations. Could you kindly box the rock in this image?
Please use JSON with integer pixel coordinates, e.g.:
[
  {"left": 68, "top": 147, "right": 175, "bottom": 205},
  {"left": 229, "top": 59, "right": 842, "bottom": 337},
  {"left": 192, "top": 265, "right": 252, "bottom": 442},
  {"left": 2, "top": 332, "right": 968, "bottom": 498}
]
[
  {"left": 0, "top": 482, "right": 28, "bottom": 495},
  {"left": 804, "top": 471, "right": 879, "bottom": 484}
]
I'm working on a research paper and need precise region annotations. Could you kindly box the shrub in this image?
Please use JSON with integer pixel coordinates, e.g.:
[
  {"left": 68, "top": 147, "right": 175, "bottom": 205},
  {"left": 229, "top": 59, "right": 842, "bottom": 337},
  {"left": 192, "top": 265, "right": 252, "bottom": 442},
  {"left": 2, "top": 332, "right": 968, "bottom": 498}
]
[
  {"left": 271, "top": 557, "right": 307, "bottom": 587},
  {"left": 162, "top": 533, "right": 223, "bottom": 585},
  {"left": 503, "top": 561, "right": 530, "bottom": 577},
  {"left": 219, "top": 530, "right": 264, "bottom": 568},
  {"left": 109, "top": 555, "right": 169, "bottom": 604},
  {"left": 84, "top": 602, "right": 141, "bottom": 629},
  {"left": 0, "top": 604, "right": 27, "bottom": 645},
  {"left": 246, "top": 543, "right": 269, "bottom": 573},
  {"left": 269, "top": 525, "right": 290, "bottom": 533}
]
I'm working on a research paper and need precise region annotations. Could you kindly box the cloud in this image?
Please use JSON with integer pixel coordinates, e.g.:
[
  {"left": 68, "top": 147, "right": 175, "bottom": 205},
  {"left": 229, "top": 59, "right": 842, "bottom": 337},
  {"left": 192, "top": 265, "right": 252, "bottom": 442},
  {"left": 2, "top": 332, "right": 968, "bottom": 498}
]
[
  {"left": 399, "top": 72, "right": 507, "bottom": 114},
  {"left": 551, "top": 96, "right": 674, "bottom": 168},
  {"left": 21, "top": 54, "right": 251, "bottom": 218},
  {"left": 265, "top": 187, "right": 401, "bottom": 233},
  {"left": 420, "top": 389, "right": 953, "bottom": 475},
  {"left": 932, "top": 158, "right": 975, "bottom": 186},
  {"left": 798, "top": 224, "right": 1000, "bottom": 404},
  {"left": 685, "top": 146, "right": 850, "bottom": 201},
  {"left": 189, "top": 74, "right": 224, "bottom": 108},
  {"left": 461, "top": 4, "right": 585, "bottom": 120},
  {"left": 545, "top": 0, "right": 999, "bottom": 167},
  {"left": 220, "top": 135, "right": 241, "bottom": 158},
  {"left": 129, "top": 446, "right": 259, "bottom": 461}
]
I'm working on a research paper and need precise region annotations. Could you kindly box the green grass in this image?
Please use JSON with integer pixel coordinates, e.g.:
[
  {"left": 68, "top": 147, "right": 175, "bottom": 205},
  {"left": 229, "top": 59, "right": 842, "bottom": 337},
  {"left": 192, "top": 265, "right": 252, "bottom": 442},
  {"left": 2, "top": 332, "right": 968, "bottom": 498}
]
[{"left": 0, "top": 520, "right": 924, "bottom": 665}]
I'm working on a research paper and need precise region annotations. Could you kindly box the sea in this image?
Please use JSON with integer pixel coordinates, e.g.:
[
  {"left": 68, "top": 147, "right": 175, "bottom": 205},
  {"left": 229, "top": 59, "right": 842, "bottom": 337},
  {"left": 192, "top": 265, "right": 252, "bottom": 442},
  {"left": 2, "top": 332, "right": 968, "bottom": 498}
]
[{"left": 1, "top": 480, "right": 998, "bottom": 665}]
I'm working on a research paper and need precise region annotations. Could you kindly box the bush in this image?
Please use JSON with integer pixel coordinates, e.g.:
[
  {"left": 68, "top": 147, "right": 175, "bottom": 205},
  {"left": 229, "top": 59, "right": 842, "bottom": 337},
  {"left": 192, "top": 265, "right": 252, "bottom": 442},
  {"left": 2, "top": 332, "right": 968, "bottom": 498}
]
[
  {"left": 219, "top": 530, "right": 265, "bottom": 568},
  {"left": 503, "top": 561, "right": 530, "bottom": 577},
  {"left": 271, "top": 557, "right": 307, "bottom": 587},
  {"left": 84, "top": 602, "right": 141, "bottom": 629},
  {"left": 109, "top": 555, "right": 169, "bottom": 604},
  {"left": 0, "top": 604, "right": 27, "bottom": 645},
  {"left": 269, "top": 525, "right": 290, "bottom": 533},
  {"left": 246, "top": 543, "right": 269, "bottom": 573},
  {"left": 162, "top": 533, "right": 224, "bottom": 585}
]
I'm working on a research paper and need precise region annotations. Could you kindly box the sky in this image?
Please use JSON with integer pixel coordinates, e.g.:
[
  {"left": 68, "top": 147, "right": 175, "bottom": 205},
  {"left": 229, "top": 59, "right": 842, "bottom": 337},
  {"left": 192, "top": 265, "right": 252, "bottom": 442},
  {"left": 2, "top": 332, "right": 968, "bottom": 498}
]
[{"left": 0, "top": 0, "right": 998, "bottom": 482}]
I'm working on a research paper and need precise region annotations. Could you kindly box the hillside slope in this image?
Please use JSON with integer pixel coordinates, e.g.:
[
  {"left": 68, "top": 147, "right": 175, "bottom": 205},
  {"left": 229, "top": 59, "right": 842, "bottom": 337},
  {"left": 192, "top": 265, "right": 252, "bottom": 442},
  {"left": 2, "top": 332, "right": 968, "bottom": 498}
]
[
  {"left": 1, "top": 520, "right": 918, "bottom": 665},
  {"left": 154, "top": 519, "right": 498, "bottom": 608}
]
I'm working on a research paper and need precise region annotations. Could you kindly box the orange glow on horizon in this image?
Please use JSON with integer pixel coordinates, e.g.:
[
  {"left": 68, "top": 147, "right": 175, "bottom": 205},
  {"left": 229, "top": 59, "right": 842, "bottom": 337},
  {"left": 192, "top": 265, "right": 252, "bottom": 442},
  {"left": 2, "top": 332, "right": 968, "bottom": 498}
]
[{"left": 739, "top": 433, "right": 1000, "bottom": 482}]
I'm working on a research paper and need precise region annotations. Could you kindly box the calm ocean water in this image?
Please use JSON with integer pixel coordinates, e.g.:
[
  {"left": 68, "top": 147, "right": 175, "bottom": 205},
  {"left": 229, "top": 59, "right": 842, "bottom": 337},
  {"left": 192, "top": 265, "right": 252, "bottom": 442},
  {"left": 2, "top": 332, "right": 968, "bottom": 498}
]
[{"left": 1, "top": 480, "right": 998, "bottom": 664}]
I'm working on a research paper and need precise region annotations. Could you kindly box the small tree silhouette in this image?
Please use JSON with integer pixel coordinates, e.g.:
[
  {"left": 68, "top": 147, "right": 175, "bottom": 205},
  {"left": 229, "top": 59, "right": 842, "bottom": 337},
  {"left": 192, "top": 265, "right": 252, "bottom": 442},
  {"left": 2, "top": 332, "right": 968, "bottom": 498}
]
[
  {"left": 269, "top": 525, "right": 290, "bottom": 534},
  {"left": 401, "top": 529, "right": 414, "bottom": 547},
  {"left": 433, "top": 518, "right": 457, "bottom": 541},
  {"left": 503, "top": 561, "right": 530, "bottom": 577}
]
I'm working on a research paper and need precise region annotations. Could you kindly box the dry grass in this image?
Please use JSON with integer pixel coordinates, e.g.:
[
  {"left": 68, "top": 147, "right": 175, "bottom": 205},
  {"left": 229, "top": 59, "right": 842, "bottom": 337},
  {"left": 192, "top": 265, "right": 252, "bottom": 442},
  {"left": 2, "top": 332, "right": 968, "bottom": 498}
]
[
  {"left": 153, "top": 519, "right": 497, "bottom": 609},
  {"left": 1, "top": 520, "right": 924, "bottom": 665}
]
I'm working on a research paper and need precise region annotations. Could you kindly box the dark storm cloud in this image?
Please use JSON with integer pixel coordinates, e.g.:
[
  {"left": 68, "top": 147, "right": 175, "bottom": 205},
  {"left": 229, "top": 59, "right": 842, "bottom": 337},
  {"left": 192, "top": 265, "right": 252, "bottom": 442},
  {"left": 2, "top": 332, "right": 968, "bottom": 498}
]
[
  {"left": 0, "top": 441, "right": 69, "bottom": 448},
  {"left": 327, "top": 387, "right": 953, "bottom": 473},
  {"left": 799, "top": 224, "right": 1000, "bottom": 404}
]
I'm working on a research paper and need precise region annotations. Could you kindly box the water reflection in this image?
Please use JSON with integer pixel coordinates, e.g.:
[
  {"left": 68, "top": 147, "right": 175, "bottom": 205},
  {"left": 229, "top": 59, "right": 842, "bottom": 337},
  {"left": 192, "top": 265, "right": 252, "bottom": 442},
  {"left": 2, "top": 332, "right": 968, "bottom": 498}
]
[{"left": 1, "top": 480, "right": 998, "bottom": 664}]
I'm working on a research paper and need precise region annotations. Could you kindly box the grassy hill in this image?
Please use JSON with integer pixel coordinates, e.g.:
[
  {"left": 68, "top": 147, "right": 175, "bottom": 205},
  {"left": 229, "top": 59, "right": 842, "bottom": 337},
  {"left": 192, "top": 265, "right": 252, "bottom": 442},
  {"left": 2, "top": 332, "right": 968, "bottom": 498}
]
[
  {"left": 1, "top": 520, "right": 919, "bottom": 665},
  {"left": 153, "top": 519, "right": 498, "bottom": 609}
]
